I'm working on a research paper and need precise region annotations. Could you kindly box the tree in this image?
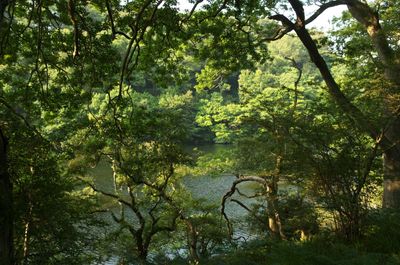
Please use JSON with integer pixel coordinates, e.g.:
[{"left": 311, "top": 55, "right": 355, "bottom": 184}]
[
  {"left": 178, "top": 0, "right": 398, "bottom": 208},
  {"left": 0, "top": 1, "right": 118, "bottom": 263},
  {"left": 1, "top": 0, "right": 399, "bottom": 261},
  {"left": 261, "top": 0, "right": 400, "bottom": 208},
  {"left": 197, "top": 35, "right": 382, "bottom": 241},
  {"left": 67, "top": 88, "right": 197, "bottom": 262}
]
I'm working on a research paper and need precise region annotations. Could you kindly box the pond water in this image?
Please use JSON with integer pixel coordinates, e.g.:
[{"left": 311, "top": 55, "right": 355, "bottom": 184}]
[{"left": 88, "top": 145, "right": 264, "bottom": 264}]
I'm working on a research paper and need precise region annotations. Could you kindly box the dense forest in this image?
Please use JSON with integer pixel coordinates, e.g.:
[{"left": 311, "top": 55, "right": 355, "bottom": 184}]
[{"left": 1, "top": 0, "right": 400, "bottom": 264}]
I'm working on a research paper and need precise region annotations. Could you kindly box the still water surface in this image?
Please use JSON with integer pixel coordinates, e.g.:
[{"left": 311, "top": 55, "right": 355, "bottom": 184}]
[{"left": 89, "top": 145, "right": 261, "bottom": 264}]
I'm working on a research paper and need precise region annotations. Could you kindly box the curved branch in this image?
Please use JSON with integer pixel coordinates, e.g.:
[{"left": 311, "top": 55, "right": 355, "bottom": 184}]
[
  {"left": 230, "top": 198, "right": 251, "bottom": 212},
  {"left": 105, "top": 0, "right": 132, "bottom": 40},
  {"left": 221, "top": 175, "right": 268, "bottom": 236},
  {"left": 264, "top": 0, "right": 349, "bottom": 42},
  {"left": 181, "top": 0, "right": 203, "bottom": 24},
  {"left": 268, "top": 14, "right": 293, "bottom": 27},
  {"left": 305, "top": 0, "right": 349, "bottom": 25}
]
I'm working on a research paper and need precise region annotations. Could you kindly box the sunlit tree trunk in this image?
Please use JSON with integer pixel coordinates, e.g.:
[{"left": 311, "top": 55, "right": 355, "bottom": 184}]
[
  {"left": 22, "top": 212, "right": 32, "bottom": 265},
  {"left": 266, "top": 156, "right": 285, "bottom": 239},
  {"left": 22, "top": 191, "right": 33, "bottom": 265},
  {"left": 347, "top": 0, "right": 400, "bottom": 209},
  {"left": 110, "top": 158, "right": 118, "bottom": 192}
]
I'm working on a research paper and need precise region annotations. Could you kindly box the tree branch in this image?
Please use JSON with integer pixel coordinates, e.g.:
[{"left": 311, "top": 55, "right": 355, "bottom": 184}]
[
  {"left": 305, "top": 0, "right": 349, "bottom": 25},
  {"left": 288, "top": 0, "right": 305, "bottom": 23},
  {"left": 105, "top": 0, "right": 132, "bottom": 40},
  {"left": 67, "top": 0, "right": 79, "bottom": 58},
  {"left": 83, "top": 180, "right": 133, "bottom": 209},
  {"left": 221, "top": 175, "right": 268, "bottom": 236}
]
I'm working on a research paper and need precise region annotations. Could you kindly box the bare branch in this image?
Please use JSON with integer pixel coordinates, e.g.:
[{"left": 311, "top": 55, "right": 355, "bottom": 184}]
[
  {"left": 105, "top": 0, "right": 132, "bottom": 40},
  {"left": 258, "top": 26, "right": 293, "bottom": 43},
  {"left": 148, "top": 197, "right": 162, "bottom": 224},
  {"left": 262, "top": 0, "right": 348, "bottom": 42},
  {"left": 119, "top": 0, "right": 163, "bottom": 97},
  {"left": 128, "top": 186, "right": 146, "bottom": 227},
  {"left": 268, "top": 14, "right": 293, "bottom": 27},
  {"left": 305, "top": 0, "right": 349, "bottom": 25}
]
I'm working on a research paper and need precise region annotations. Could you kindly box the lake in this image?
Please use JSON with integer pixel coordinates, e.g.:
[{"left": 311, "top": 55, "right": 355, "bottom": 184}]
[{"left": 88, "top": 145, "right": 265, "bottom": 264}]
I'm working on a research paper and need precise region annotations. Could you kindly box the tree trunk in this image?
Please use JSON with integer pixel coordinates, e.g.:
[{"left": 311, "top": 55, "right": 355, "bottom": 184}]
[
  {"left": 266, "top": 180, "right": 285, "bottom": 239},
  {"left": 346, "top": 0, "right": 400, "bottom": 208},
  {"left": 0, "top": 128, "right": 13, "bottom": 265},
  {"left": 137, "top": 243, "right": 148, "bottom": 265},
  {"left": 0, "top": 3, "right": 14, "bottom": 262},
  {"left": 267, "top": 156, "right": 285, "bottom": 239},
  {"left": 186, "top": 220, "right": 200, "bottom": 264},
  {"left": 22, "top": 196, "right": 33, "bottom": 265},
  {"left": 134, "top": 234, "right": 148, "bottom": 264},
  {"left": 382, "top": 120, "right": 400, "bottom": 208},
  {"left": 22, "top": 218, "right": 31, "bottom": 265},
  {"left": 347, "top": 0, "right": 400, "bottom": 87}
]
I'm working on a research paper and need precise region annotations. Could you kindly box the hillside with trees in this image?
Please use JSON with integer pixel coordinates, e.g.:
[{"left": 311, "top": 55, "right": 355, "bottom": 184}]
[{"left": 0, "top": 0, "right": 399, "bottom": 264}]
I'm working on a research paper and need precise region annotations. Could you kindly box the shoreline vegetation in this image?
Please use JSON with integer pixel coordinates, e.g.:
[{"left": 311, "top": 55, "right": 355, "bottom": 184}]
[{"left": 1, "top": 0, "right": 400, "bottom": 264}]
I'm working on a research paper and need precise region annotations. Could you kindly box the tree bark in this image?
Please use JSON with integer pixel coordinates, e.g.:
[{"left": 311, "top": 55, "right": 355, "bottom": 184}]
[
  {"left": 137, "top": 248, "right": 148, "bottom": 264},
  {"left": 0, "top": 127, "right": 13, "bottom": 265},
  {"left": 382, "top": 120, "right": 400, "bottom": 208},
  {"left": 266, "top": 182, "right": 281, "bottom": 239},
  {"left": 186, "top": 220, "right": 200, "bottom": 264},
  {"left": 22, "top": 194, "right": 33, "bottom": 265},
  {"left": 347, "top": 0, "right": 400, "bottom": 86},
  {"left": 135, "top": 231, "right": 148, "bottom": 264},
  {"left": 346, "top": 0, "right": 400, "bottom": 209},
  {"left": 267, "top": 156, "right": 285, "bottom": 239}
]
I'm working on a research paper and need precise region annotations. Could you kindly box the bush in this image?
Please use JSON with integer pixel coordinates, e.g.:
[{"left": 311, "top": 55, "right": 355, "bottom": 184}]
[{"left": 362, "top": 209, "right": 400, "bottom": 254}]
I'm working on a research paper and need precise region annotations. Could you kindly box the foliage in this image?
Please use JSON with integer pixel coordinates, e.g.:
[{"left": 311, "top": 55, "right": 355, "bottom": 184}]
[
  {"left": 1, "top": 0, "right": 400, "bottom": 263},
  {"left": 185, "top": 238, "right": 400, "bottom": 265}
]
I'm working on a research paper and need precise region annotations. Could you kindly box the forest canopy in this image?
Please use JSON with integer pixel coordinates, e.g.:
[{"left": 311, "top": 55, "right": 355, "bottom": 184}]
[{"left": 1, "top": 0, "right": 400, "bottom": 264}]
